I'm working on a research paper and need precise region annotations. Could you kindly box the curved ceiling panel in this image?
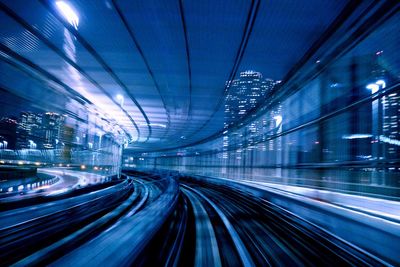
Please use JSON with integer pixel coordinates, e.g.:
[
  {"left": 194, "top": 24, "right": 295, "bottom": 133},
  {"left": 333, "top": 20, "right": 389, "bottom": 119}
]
[{"left": 1, "top": 0, "right": 354, "bottom": 152}]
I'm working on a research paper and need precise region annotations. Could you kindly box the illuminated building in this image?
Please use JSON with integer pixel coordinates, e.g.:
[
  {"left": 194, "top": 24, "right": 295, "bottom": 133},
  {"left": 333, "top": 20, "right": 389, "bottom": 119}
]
[
  {"left": 223, "top": 71, "right": 276, "bottom": 159},
  {"left": 15, "top": 112, "right": 64, "bottom": 150},
  {"left": 16, "top": 112, "right": 43, "bottom": 149},
  {"left": 224, "top": 71, "right": 275, "bottom": 128},
  {"left": 382, "top": 91, "right": 400, "bottom": 159},
  {"left": 42, "top": 113, "right": 65, "bottom": 149}
]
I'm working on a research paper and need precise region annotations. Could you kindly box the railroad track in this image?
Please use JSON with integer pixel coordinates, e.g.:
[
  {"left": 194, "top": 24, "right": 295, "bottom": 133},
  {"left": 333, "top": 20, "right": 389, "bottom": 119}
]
[{"left": 0, "top": 172, "right": 394, "bottom": 266}]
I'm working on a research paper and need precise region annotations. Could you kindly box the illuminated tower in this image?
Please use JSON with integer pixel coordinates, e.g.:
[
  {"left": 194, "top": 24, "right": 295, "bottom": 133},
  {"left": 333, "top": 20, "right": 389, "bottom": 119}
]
[
  {"left": 224, "top": 71, "right": 274, "bottom": 128},
  {"left": 223, "top": 71, "right": 276, "bottom": 160},
  {"left": 42, "top": 112, "right": 64, "bottom": 149},
  {"left": 16, "top": 112, "right": 43, "bottom": 149}
]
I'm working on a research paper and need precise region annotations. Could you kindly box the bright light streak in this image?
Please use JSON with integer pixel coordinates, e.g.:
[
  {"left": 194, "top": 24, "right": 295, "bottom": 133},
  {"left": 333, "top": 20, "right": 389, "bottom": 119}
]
[
  {"left": 366, "top": 83, "right": 379, "bottom": 94},
  {"left": 342, "top": 134, "right": 373, "bottom": 139},
  {"left": 116, "top": 94, "right": 124, "bottom": 106},
  {"left": 47, "top": 188, "right": 69, "bottom": 196},
  {"left": 375, "top": 80, "right": 386, "bottom": 89},
  {"left": 36, "top": 185, "right": 50, "bottom": 190},
  {"left": 273, "top": 115, "right": 282, "bottom": 127},
  {"left": 379, "top": 135, "right": 400, "bottom": 146},
  {"left": 139, "top": 123, "right": 166, "bottom": 128},
  {"left": 366, "top": 80, "right": 386, "bottom": 94},
  {"left": 56, "top": 1, "right": 79, "bottom": 29}
]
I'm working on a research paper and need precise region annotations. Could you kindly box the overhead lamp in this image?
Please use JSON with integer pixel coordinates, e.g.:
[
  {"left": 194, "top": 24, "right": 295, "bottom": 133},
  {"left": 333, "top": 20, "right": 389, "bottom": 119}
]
[
  {"left": 56, "top": 1, "right": 79, "bottom": 29},
  {"left": 116, "top": 94, "right": 124, "bottom": 106},
  {"left": 139, "top": 123, "right": 166, "bottom": 128}
]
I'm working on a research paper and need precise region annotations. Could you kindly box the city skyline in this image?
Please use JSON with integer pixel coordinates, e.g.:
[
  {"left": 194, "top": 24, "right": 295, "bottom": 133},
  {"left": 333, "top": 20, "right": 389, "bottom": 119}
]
[{"left": 0, "top": 111, "right": 65, "bottom": 150}]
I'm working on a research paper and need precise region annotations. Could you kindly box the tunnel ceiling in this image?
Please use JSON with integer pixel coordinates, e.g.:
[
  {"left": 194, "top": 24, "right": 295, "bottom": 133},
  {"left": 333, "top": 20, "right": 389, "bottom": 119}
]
[{"left": 0, "top": 0, "right": 349, "bottom": 151}]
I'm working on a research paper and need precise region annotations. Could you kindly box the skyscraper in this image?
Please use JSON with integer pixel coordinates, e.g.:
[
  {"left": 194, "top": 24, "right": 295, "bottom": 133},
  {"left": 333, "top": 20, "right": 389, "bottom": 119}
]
[
  {"left": 223, "top": 70, "right": 276, "bottom": 158},
  {"left": 382, "top": 91, "right": 400, "bottom": 159},
  {"left": 42, "top": 112, "right": 65, "bottom": 149},
  {"left": 224, "top": 71, "right": 275, "bottom": 127},
  {"left": 16, "top": 112, "right": 43, "bottom": 149}
]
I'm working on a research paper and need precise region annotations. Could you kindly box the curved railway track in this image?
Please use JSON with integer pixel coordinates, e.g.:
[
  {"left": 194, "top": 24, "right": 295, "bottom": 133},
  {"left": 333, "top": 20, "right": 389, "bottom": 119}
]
[{"left": 0, "top": 171, "right": 394, "bottom": 266}]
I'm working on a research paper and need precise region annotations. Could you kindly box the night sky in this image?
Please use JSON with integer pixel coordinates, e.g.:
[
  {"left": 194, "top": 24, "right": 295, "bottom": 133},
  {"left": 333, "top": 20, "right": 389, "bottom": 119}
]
[{"left": 0, "top": 88, "right": 42, "bottom": 118}]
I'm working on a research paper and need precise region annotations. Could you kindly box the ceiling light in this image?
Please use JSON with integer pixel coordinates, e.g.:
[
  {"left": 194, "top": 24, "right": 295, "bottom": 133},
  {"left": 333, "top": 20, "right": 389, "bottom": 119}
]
[
  {"left": 56, "top": 1, "right": 79, "bottom": 29},
  {"left": 116, "top": 94, "right": 124, "bottom": 106}
]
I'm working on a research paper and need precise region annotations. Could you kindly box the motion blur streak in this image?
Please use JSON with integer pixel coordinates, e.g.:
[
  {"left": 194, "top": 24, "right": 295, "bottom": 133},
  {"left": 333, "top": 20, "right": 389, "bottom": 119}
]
[
  {"left": 1, "top": 0, "right": 399, "bottom": 266},
  {"left": 0, "top": 169, "right": 398, "bottom": 266}
]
